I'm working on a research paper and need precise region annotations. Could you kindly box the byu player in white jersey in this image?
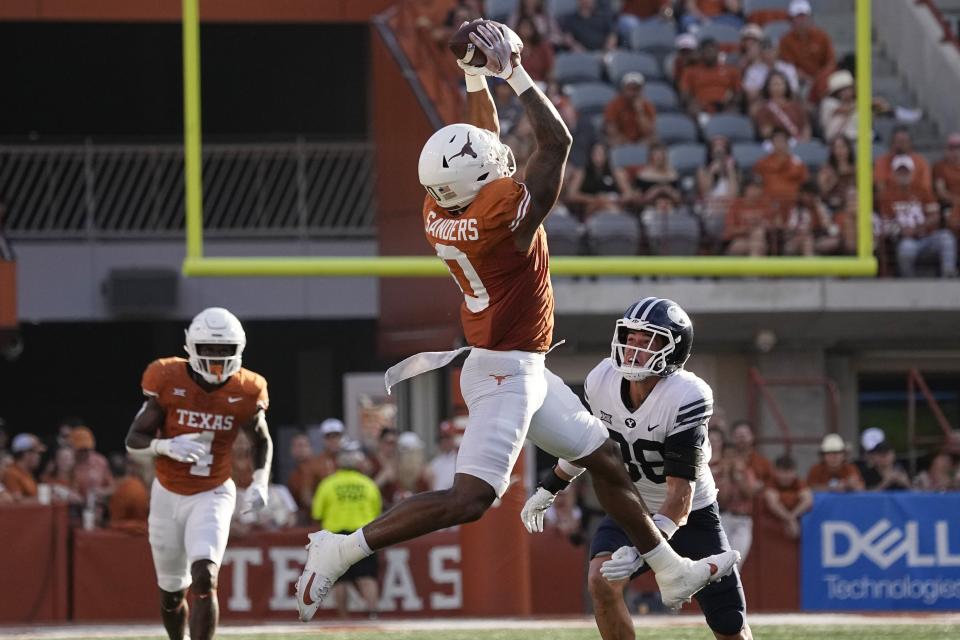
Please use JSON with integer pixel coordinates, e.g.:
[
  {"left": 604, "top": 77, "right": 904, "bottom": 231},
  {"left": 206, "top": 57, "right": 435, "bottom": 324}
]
[{"left": 521, "top": 298, "right": 752, "bottom": 640}]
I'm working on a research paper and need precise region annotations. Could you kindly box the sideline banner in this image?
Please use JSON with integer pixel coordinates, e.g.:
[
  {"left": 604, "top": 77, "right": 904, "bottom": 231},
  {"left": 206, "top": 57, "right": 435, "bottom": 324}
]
[
  {"left": 72, "top": 525, "right": 585, "bottom": 620},
  {"left": 802, "top": 492, "right": 960, "bottom": 610}
]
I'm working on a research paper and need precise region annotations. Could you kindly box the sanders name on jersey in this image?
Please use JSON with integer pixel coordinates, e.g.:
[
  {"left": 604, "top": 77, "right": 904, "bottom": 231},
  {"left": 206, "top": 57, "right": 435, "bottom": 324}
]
[{"left": 425, "top": 212, "right": 479, "bottom": 242}]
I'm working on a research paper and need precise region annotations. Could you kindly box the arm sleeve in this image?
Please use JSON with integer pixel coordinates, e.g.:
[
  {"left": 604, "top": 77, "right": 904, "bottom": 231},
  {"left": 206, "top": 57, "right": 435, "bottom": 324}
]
[{"left": 663, "top": 383, "right": 714, "bottom": 480}]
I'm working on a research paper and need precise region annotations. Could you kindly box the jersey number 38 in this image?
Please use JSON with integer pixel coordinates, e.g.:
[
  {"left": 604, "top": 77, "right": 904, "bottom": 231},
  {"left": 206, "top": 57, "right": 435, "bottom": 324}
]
[{"left": 608, "top": 430, "right": 666, "bottom": 484}]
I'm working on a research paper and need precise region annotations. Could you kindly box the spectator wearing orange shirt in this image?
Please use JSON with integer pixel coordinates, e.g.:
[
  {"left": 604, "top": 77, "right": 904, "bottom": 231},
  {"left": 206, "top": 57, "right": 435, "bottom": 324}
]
[
  {"left": 878, "top": 155, "right": 957, "bottom": 277},
  {"left": 2, "top": 433, "right": 45, "bottom": 500},
  {"left": 679, "top": 0, "right": 744, "bottom": 31},
  {"left": 514, "top": 17, "right": 554, "bottom": 83},
  {"left": 777, "top": 0, "right": 835, "bottom": 94},
  {"left": 875, "top": 126, "right": 932, "bottom": 193},
  {"left": 806, "top": 434, "right": 864, "bottom": 492},
  {"left": 710, "top": 428, "right": 762, "bottom": 567},
  {"left": 618, "top": 0, "right": 673, "bottom": 43},
  {"left": 782, "top": 181, "right": 841, "bottom": 256},
  {"left": 725, "top": 175, "right": 776, "bottom": 256},
  {"left": 680, "top": 38, "right": 741, "bottom": 115},
  {"left": 753, "top": 128, "right": 809, "bottom": 208},
  {"left": 603, "top": 72, "right": 657, "bottom": 146},
  {"left": 731, "top": 419, "right": 773, "bottom": 488},
  {"left": 673, "top": 33, "right": 700, "bottom": 85},
  {"left": 109, "top": 455, "right": 151, "bottom": 533},
  {"left": 764, "top": 455, "right": 813, "bottom": 539},
  {"left": 933, "top": 132, "right": 960, "bottom": 210},
  {"left": 753, "top": 71, "right": 810, "bottom": 142}
]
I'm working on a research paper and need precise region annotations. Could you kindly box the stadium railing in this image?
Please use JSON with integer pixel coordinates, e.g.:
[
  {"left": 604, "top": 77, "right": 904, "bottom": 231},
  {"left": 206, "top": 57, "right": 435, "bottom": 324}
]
[{"left": 0, "top": 141, "right": 375, "bottom": 240}]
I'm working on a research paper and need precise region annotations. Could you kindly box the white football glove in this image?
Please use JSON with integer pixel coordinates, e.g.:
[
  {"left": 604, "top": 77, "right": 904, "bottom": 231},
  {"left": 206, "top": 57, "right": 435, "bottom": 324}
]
[
  {"left": 241, "top": 469, "right": 270, "bottom": 515},
  {"left": 457, "top": 22, "right": 523, "bottom": 80},
  {"left": 151, "top": 433, "right": 208, "bottom": 463},
  {"left": 520, "top": 486, "right": 556, "bottom": 533},
  {"left": 600, "top": 545, "right": 645, "bottom": 582}
]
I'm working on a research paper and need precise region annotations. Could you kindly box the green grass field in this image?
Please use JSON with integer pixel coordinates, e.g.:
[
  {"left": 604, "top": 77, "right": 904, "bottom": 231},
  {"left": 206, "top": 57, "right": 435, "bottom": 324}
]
[{"left": 62, "top": 625, "right": 957, "bottom": 640}]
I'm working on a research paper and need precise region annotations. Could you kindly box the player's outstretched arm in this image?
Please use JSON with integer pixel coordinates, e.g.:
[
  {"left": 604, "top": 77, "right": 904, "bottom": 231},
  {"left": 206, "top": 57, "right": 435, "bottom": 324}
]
[
  {"left": 512, "top": 82, "right": 573, "bottom": 250},
  {"left": 464, "top": 22, "right": 571, "bottom": 251}
]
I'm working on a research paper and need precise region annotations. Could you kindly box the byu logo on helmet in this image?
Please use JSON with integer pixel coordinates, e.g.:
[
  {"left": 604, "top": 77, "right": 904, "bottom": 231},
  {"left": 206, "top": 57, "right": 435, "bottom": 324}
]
[{"left": 418, "top": 123, "right": 516, "bottom": 212}]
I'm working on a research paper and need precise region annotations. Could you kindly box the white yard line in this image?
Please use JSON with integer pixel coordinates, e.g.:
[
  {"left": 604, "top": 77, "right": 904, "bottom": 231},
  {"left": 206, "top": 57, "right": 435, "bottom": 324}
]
[{"left": 3, "top": 613, "right": 959, "bottom": 639}]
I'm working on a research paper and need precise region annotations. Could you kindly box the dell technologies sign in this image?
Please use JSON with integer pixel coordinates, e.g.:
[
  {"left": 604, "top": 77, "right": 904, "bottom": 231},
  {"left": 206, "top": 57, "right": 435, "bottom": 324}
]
[{"left": 802, "top": 492, "right": 960, "bottom": 610}]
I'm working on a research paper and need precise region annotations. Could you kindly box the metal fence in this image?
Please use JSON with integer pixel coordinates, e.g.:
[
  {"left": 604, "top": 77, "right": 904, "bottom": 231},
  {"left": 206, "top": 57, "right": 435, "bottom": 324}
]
[{"left": 0, "top": 141, "right": 375, "bottom": 239}]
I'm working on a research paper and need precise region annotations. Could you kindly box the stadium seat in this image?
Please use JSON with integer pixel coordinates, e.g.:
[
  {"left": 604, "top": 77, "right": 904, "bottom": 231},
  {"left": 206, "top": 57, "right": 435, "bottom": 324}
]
[
  {"left": 547, "top": 0, "right": 578, "bottom": 20},
  {"left": 662, "top": 52, "right": 678, "bottom": 81},
  {"left": 485, "top": 0, "right": 518, "bottom": 22},
  {"left": 554, "top": 52, "right": 604, "bottom": 86},
  {"left": 644, "top": 208, "right": 701, "bottom": 256},
  {"left": 565, "top": 82, "right": 617, "bottom": 117},
  {"left": 644, "top": 81, "right": 681, "bottom": 112},
  {"left": 668, "top": 143, "right": 707, "bottom": 176},
  {"left": 629, "top": 21, "right": 677, "bottom": 55},
  {"left": 605, "top": 50, "right": 663, "bottom": 85},
  {"left": 764, "top": 20, "right": 792, "bottom": 43},
  {"left": 704, "top": 114, "right": 756, "bottom": 143},
  {"left": 610, "top": 143, "right": 649, "bottom": 170},
  {"left": 698, "top": 21, "right": 741, "bottom": 49},
  {"left": 655, "top": 114, "right": 698, "bottom": 144},
  {"left": 545, "top": 210, "right": 583, "bottom": 255},
  {"left": 744, "top": 0, "right": 790, "bottom": 13},
  {"left": 732, "top": 142, "right": 767, "bottom": 170},
  {"left": 586, "top": 210, "right": 641, "bottom": 255},
  {"left": 794, "top": 140, "right": 829, "bottom": 170},
  {"left": 874, "top": 117, "right": 899, "bottom": 145}
]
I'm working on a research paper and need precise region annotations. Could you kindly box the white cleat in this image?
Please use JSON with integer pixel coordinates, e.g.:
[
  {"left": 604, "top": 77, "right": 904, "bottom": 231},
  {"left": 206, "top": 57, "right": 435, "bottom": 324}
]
[
  {"left": 656, "top": 549, "right": 740, "bottom": 610},
  {"left": 295, "top": 530, "right": 352, "bottom": 622}
]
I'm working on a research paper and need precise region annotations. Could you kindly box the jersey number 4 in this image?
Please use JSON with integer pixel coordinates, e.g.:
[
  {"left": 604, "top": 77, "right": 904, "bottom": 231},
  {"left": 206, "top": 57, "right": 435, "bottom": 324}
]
[
  {"left": 189, "top": 432, "right": 215, "bottom": 477},
  {"left": 435, "top": 243, "right": 490, "bottom": 313},
  {"left": 608, "top": 430, "right": 666, "bottom": 484}
]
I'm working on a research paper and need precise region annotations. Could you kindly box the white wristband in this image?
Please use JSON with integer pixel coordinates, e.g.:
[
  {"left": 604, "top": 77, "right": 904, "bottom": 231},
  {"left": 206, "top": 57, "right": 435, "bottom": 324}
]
[
  {"left": 465, "top": 74, "right": 487, "bottom": 93},
  {"left": 652, "top": 513, "right": 679, "bottom": 540},
  {"left": 557, "top": 458, "right": 586, "bottom": 480},
  {"left": 507, "top": 66, "right": 535, "bottom": 95}
]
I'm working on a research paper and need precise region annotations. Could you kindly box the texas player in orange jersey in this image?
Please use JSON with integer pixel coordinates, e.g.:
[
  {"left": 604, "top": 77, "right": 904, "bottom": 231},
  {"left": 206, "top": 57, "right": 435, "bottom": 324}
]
[
  {"left": 296, "top": 21, "right": 737, "bottom": 622},
  {"left": 125, "top": 307, "right": 272, "bottom": 640}
]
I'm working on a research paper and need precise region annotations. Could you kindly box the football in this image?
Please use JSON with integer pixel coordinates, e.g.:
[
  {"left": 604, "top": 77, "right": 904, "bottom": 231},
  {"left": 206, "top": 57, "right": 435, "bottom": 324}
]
[{"left": 448, "top": 19, "right": 493, "bottom": 68}]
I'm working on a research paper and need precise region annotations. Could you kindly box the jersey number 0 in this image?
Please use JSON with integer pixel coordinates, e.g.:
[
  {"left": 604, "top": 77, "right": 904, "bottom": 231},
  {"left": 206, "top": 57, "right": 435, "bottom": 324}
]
[{"left": 435, "top": 243, "right": 490, "bottom": 312}]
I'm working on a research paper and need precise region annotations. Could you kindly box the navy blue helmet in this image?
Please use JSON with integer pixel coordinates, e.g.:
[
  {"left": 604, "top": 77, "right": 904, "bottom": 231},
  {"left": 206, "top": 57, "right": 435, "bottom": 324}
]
[{"left": 610, "top": 297, "right": 694, "bottom": 380}]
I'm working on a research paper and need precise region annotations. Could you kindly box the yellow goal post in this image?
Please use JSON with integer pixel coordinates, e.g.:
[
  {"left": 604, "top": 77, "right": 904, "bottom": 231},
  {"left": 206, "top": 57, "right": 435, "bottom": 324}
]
[{"left": 180, "top": 0, "right": 876, "bottom": 278}]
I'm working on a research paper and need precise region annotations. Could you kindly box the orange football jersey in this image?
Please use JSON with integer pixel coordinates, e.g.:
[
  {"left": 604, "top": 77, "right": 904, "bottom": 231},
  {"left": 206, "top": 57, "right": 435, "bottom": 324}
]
[
  {"left": 142, "top": 357, "right": 268, "bottom": 496},
  {"left": 422, "top": 177, "right": 554, "bottom": 352}
]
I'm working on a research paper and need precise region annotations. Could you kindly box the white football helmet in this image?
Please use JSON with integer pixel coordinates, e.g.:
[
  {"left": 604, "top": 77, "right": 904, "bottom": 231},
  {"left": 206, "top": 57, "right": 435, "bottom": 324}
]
[
  {"left": 418, "top": 123, "right": 516, "bottom": 212},
  {"left": 184, "top": 307, "right": 246, "bottom": 384}
]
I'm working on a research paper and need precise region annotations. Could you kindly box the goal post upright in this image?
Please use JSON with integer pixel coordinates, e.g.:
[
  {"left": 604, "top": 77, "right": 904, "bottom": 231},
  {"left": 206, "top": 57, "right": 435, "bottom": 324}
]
[{"left": 180, "top": 2, "right": 876, "bottom": 278}]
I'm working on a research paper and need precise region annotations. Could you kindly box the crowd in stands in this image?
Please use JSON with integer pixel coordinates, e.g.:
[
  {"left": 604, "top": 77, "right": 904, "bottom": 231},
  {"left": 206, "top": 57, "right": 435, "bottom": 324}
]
[{"left": 411, "top": 0, "right": 960, "bottom": 276}]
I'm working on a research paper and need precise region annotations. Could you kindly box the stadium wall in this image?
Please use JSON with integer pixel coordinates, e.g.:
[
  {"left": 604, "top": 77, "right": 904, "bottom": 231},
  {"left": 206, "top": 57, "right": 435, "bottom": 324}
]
[{"left": 874, "top": 0, "right": 960, "bottom": 136}]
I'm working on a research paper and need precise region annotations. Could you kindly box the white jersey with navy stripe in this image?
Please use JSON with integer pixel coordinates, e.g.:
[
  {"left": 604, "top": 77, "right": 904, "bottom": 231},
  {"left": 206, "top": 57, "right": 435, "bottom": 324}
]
[{"left": 584, "top": 359, "right": 717, "bottom": 513}]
